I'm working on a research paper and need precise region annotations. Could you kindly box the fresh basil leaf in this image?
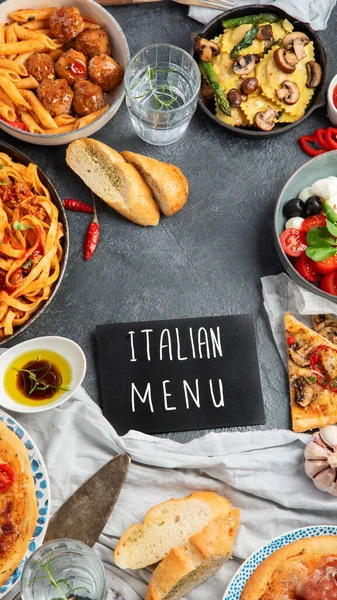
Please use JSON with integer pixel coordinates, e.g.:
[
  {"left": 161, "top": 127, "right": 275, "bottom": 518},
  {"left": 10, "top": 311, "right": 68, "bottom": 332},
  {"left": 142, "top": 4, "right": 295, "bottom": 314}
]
[
  {"left": 306, "top": 246, "right": 337, "bottom": 261},
  {"left": 0, "top": 240, "right": 2, "bottom": 245},
  {"left": 22, "top": 259, "right": 32, "bottom": 269},
  {"left": 323, "top": 201, "right": 337, "bottom": 224},
  {"left": 326, "top": 219, "right": 337, "bottom": 237},
  {"left": 0, "top": 164, "right": 3, "bottom": 170},
  {"left": 306, "top": 227, "right": 336, "bottom": 247},
  {"left": 13, "top": 220, "right": 34, "bottom": 231}
]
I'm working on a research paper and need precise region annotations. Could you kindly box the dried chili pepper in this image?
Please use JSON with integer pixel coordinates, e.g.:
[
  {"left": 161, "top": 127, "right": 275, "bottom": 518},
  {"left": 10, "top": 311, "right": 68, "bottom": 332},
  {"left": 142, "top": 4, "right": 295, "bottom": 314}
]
[
  {"left": 63, "top": 198, "right": 94, "bottom": 213},
  {"left": 83, "top": 197, "right": 100, "bottom": 261}
]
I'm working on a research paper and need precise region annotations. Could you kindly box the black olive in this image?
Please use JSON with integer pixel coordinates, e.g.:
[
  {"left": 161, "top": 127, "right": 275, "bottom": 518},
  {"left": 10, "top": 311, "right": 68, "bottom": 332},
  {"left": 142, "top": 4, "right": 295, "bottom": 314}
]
[
  {"left": 283, "top": 197, "right": 305, "bottom": 219},
  {"left": 304, "top": 195, "right": 323, "bottom": 217}
]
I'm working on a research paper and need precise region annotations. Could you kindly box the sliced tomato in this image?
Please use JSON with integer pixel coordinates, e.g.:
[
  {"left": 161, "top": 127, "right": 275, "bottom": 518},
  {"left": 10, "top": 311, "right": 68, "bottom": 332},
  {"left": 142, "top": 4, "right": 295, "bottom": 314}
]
[
  {"left": 0, "top": 464, "right": 15, "bottom": 493},
  {"left": 315, "top": 255, "right": 337, "bottom": 274},
  {"left": 287, "top": 335, "right": 295, "bottom": 346},
  {"left": 296, "top": 252, "right": 321, "bottom": 283},
  {"left": 0, "top": 115, "right": 28, "bottom": 131},
  {"left": 301, "top": 214, "right": 326, "bottom": 234},
  {"left": 320, "top": 271, "right": 337, "bottom": 296},
  {"left": 280, "top": 228, "right": 307, "bottom": 257}
]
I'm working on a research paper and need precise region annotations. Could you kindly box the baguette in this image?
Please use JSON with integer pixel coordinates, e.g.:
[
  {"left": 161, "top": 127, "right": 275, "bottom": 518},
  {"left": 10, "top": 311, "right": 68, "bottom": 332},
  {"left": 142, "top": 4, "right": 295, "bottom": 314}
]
[
  {"left": 114, "top": 491, "right": 233, "bottom": 570},
  {"left": 66, "top": 139, "right": 160, "bottom": 226},
  {"left": 146, "top": 509, "right": 240, "bottom": 600},
  {"left": 121, "top": 151, "right": 188, "bottom": 216}
]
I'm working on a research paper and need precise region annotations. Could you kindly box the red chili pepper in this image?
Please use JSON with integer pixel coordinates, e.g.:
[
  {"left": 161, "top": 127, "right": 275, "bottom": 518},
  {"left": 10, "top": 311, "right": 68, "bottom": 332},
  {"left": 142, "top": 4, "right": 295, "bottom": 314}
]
[
  {"left": 298, "top": 134, "right": 325, "bottom": 157},
  {"left": 70, "top": 61, "right": 86, "bottom": 76},
  {"left": 0, "top": 464, "right": 15, "bottom": 493},
  {"left": 287, "top": 335, "right": 295, "bottom": 346},
  {"left": 309, "top": 345, "right": 337, "bottom": 392},
  {"left": 83, "top": 197, "right": 100, "bottom": 260},
  {"left": 64, "top": 198, "right": 94, "bottom": 214},
  {"left": 0, "top": 115, "right": 28, "bottom": 132}
]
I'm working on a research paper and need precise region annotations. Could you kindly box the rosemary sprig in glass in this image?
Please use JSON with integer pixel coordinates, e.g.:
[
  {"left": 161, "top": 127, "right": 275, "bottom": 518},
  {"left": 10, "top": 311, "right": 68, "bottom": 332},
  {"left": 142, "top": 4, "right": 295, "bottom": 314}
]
[
  {"left": 31, "top": 556, "right": 89, "bottom": 600},
  {"left": 13, "top": 354, "right": 69, "bottom": 397},
  {"left": 133, "top": 67, "right": 177, "bottom": 110}
]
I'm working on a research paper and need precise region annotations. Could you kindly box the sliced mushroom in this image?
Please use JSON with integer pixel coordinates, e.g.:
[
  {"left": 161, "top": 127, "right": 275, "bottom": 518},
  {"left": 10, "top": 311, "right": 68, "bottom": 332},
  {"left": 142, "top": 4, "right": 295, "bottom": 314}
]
[
  {"left": 306, "top": 61, "right": 322, "bottom": 88},
  {"left": 194, "top": 36, "right": 220, "bottom": 63},
  {"left": 293, "top": 377, "right": 315, "bottom": 407},
  {"left": 256, "top": 24, "right": 274, "bottom": 51},
  {"left": 288, "top": 341, "right": 314, "bottom": 367},
  {"left": 254, "top": 106, "right": 278, "bottom": 131},
  {"left": 200, "top": 80, "right": 214, "bottom": 104},
  {"left": 276, "top": 81, "right": 300, "bottom": 105},
  {"left": 232, "top": 54, "right": 256, "bottom": 76},
  {"left": 283, "top": 32, "right": 310, "bottom": 61},
  {"left": 314, "top": 316, "right": 337, "bottom": 343},
  {"left": 227, "top": 89, "right": 242, "bottom": 107},
  {"left": 274, "top": 48, "right": 298, "bottom": 73},
  {"left": 240, "top": 77, "right": 258, "bottom": 95}
]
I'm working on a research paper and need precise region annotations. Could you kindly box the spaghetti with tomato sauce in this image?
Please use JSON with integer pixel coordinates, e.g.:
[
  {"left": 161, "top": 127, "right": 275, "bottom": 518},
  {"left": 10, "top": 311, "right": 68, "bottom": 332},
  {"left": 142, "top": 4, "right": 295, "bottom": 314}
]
[{"left": 0, "top": 152, "right": 63, "bottom": 339}]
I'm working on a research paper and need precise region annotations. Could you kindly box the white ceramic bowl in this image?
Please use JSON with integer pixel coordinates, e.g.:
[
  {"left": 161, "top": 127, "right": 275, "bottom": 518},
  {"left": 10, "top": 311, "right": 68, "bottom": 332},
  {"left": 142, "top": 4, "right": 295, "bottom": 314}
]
[
  {"left": 327, "top": 74, "right": 337, "bottom": 126},
  {"left": 0, "top": 336, "right": 86, "bottom": 412},
  {"left": 0, "top": 0, "right": 129, "bottom": 145}
]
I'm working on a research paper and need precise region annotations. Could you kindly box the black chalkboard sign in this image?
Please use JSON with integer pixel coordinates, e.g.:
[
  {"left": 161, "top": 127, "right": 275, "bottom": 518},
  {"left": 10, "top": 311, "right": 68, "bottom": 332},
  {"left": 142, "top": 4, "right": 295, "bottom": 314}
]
[{"left": 96, "top": 315, "right": 265, "bottom": 435}]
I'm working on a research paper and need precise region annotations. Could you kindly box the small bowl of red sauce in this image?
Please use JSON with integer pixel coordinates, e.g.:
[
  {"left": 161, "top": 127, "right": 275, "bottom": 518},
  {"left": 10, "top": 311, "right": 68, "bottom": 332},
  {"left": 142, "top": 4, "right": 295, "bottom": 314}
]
[{"left": 327, "top": 74, "right": 337, "bottom": 126}]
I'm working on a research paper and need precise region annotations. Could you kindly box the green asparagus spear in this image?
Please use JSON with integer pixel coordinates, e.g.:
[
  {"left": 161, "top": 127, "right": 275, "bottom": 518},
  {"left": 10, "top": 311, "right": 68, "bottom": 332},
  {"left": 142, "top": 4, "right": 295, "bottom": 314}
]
[
  {"left": 230, "top": 23, "right": 259, "bottom": 59},
  {"left": 222, "top": 13, "right": 279, "bottom": 29},
  {"left": 202, "top": 61, "right": 231, "bottom": 116}
]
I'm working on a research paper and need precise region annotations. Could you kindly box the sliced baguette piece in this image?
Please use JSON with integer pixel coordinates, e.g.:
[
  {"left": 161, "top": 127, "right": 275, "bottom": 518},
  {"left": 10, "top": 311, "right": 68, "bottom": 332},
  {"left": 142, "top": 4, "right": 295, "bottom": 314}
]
[
  {"left": 121, "top": 151, "right": 188, "bottom": 216},
  {"left": 66, "top": 139, "right": 160, "bottom": 226},
  {"left": 146, "top": 508, "right": 240, "bottom": 600},
  {"left": 114, "top": 491, "right": 233, "bottom": 570}
]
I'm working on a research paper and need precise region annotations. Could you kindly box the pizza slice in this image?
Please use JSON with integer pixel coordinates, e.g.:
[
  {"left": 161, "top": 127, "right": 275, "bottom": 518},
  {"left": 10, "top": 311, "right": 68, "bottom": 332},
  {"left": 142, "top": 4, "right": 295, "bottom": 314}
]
[
  {"left": 312, "top": 314, "right": 337, "bottom": 344},
  {"left": 285, "top": 312, "right": 337, "bottom": 432}
]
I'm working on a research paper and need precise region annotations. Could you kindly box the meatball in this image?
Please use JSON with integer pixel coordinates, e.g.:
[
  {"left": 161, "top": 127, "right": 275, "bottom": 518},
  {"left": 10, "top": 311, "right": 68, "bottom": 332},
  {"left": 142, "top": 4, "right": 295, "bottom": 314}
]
[
  {"left": 37, "top": 79, "right": 73, "bottom": 117},
  {"left": 55, "top": 49, "right": 87, "bottom": 86},
  {"left": 88, "top": 55, "right": 123, "bottom": 92},
  {"left": 72, "top": 80, "right": 105, "bottom": 116},
  {"left": 26, "top": 53, "right": 55, "bottom": 83},
  {"left": 74, "top": 28, "right": 111, "bottom": 58},
  {"left": 49, "top": 6, "right": 84, "bottom": 43}
]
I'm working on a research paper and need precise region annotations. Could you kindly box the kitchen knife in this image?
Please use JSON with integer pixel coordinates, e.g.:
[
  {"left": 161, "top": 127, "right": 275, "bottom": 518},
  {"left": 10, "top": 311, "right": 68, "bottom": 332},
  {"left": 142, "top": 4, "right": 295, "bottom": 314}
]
[{"left": 44, "top": 453, "right": 130, "bottom": 545}]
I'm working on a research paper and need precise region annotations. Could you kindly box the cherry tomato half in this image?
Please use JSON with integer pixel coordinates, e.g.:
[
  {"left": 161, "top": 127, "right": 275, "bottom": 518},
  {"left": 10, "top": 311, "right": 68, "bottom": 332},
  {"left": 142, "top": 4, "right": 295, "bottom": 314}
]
[
  {"left": 296, "top": 252, "right": 321, "bottom": 283},
  {"left": 0, "top": 464, "right": 15, "bottom": 493},
  {"left": 315, "top": 254, "right": 337, "bottom": 274},
  {"left": 320, "top": 271, "right": 337, "bottom": 296},
  {"left": 280, "top": 228, "right": 307, "bottom": 257},
  {"left": 301, "top": 214, "right": 326, "bottom": 234},
  {"left": 0, "top": 115, "right": 28, "bottom": 131}
]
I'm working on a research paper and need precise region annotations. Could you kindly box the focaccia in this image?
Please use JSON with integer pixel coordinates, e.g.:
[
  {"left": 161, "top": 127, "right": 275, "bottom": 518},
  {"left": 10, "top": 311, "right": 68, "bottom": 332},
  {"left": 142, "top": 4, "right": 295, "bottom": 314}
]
[
  {"left": 241, "top": 535, "right": 337, "bottom": 600},
  {"left": 285, "top": 312, "right": 337, "bottom": 432}
]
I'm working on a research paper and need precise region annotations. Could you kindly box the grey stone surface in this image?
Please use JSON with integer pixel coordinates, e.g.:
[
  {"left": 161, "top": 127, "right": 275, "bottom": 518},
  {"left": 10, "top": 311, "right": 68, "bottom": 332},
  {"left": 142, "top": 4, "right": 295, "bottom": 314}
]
[{"left": 3, "top": 1, "right": 337, "bottom": 441}]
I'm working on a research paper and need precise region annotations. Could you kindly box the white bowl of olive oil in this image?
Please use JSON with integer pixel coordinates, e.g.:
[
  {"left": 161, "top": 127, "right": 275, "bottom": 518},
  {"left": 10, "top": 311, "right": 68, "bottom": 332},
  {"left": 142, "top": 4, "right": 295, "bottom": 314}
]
[{"left": 0, "top": 337, "right": 86, "bottom": 413}]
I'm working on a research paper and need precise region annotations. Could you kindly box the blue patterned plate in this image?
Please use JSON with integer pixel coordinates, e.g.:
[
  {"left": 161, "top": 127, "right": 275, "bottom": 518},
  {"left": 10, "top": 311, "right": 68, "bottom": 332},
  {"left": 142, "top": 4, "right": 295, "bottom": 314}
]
[
  {"left": 223, "top": 525, "right": 337, "bottom": 600},
  {"left": 0, "top": 409, "right": 50, "bottom": 597}
]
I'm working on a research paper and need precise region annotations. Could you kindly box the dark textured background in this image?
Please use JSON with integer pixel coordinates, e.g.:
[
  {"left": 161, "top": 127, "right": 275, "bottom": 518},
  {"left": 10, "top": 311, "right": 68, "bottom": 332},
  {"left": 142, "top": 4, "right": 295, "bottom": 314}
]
[{"left": 3, "top": 1, "right": 337, "bottom": 440}]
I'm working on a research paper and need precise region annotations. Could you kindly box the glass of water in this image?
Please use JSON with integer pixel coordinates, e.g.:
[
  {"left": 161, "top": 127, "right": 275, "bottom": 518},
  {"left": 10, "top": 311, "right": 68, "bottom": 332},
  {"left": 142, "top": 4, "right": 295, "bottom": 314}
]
[
  {"left": 21, "top": 539, "right": 106, "bottom": 600},
  {"left": 124, "top": 44, "right": 201, "bottom": 145}
]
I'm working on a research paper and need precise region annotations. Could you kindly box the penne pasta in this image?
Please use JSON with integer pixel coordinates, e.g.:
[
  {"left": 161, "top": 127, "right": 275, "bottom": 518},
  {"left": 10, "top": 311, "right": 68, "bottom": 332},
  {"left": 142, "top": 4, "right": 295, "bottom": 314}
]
[
  {"left": 9, "top": 8, "right": 55, "bottom": 23},
  {"left": 20, "top": 89, "right": 57, "bottom": 128},
  {"left": 49, "top": 49, "right": 62, "bottom": 61},
  {"left": 82, "top": 22, "right": 100, "bottom": 30},
  {"left": 16, "top": 76, "right": 39, "bottom": 90},
  {"left": 75, "top": 104, "right": 109, "bottom": 129},
  {"left": 22, "top": 20, "right": 49, "bottom": 31},
  {"left": 0, "top": 68, "right": 21, "bottom": 83},
  {"left": 5, "top": 24, "right": 17, "bottom": 44},
  {"left": 54, "top": 114, "right": 76, "bottom": 126},
  {"left": 0, "top": 41, "right": 44, "bottom": 55},
  {"left": 14, "top": 51, "right": 35, "bottom": 64},
  {"left": 0, "top": 100, "right": 16, "bottom": 122},
  {"left": 0, "top": 24, "right": 4, "bottom": 45},
  {"left": 0, "top": 58, "right": 27, "bottom": 75},
  {"left": 14, "top": 23, "right": 60, "bottom": 50},
  {"left": 0, "top": 76, "right": 30, "bottom": 110},
  {"left": 19, "top": 110, "right": 44, "bottom": 133},
  {"left": 0, "top": 87, "right": 14, "bottom": 108},
  {"left": 43, "top": 124, "right": 74, "bottom": 134}
]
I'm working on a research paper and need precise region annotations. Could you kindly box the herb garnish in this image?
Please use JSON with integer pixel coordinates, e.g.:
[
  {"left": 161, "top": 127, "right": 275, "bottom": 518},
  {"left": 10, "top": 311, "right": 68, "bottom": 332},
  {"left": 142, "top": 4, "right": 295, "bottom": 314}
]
[
  {"left": 13, "top": 220, "right": 34, "bottom": 231},
  {"left": 305, "top": 202, "right": 337, "bottom": 262},
  {"left": 31, "top": 556, "right": 89, "bottom": 600},
  {"left": 22, "top": 259, "right": 32, "bottom": 269},
  {"left": 133, "top": 67, "right": 177, "bottom": 110},
  {"left": 13, "top": 354, "right": 69, "bottom": 397}
]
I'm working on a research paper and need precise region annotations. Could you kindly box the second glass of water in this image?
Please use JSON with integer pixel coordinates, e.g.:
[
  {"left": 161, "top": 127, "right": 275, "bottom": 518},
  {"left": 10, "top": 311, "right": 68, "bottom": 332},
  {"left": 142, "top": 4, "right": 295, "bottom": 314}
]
[{"left": 125, "top": 44, "right": 201, "bottom": 145}]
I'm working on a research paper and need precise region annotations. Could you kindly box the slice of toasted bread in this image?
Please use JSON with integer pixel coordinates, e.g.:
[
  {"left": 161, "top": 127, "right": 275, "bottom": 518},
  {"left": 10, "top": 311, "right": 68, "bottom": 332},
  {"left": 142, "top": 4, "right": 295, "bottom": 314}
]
[
  {"left": 114, "top": 491, "right": 232, "bottom": 570},
  {"left": 121, "top": 151, "right": 188, "bottom": 216},
  {"left": 145, "top": 509, "right": 240, "bottom": 600},
  {"left": 66, "top": 139, "right": 160, "bottom": 226}
]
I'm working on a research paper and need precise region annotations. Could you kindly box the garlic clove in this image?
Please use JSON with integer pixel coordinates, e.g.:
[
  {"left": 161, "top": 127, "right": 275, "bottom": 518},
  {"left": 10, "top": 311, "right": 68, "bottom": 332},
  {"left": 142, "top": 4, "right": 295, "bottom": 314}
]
[
  {"left": 304, "top": 440, "right": 331, "bottom": 460},
  {"left": 312, "top": 467, "right": 336, "bottom": 492},
  {"left": 319, "top": 425, "right": 337, "bottom": 450},
  {"left": 305, "top": 459, "right": 331, "bottom": 479}
]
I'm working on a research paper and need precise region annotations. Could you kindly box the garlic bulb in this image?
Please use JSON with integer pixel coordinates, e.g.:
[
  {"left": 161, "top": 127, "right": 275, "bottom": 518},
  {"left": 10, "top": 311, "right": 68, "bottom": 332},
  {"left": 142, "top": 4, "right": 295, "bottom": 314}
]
[{"left": 304, "top": 426, "right": 337, "bottom": 496}]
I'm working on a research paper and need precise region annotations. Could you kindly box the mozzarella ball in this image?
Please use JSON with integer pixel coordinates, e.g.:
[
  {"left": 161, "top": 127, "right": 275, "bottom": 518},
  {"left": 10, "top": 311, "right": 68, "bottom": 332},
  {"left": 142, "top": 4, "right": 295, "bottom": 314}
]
[
  {"left": 285, "top": 217, "right": 304, "bottom": 230},
  {"left": 311, "top": 177, "right": 337, "bottom": 201},
  {"left": 298, "top": 187, "right": 313, "bottom": 202}
]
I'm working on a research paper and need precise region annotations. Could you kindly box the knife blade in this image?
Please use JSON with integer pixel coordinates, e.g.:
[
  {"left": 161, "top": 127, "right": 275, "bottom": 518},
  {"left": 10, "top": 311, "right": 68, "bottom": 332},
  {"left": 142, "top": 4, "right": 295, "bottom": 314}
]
[{"left": 44, "top": 453, "right": 130, "bottom": 546}]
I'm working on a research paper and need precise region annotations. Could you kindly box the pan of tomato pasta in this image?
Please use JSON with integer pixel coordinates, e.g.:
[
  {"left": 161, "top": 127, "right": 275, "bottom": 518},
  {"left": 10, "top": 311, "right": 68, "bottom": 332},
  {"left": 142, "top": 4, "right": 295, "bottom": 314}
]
[{"left": 0, "top": 141, "right": 68, "bottom": 344}]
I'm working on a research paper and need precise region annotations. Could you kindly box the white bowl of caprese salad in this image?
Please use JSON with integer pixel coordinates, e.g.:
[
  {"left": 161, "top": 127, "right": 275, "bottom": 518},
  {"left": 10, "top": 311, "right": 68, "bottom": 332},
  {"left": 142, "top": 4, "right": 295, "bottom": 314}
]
[{"left": 275, "top": 151, "right": 337, "bottom": 301}]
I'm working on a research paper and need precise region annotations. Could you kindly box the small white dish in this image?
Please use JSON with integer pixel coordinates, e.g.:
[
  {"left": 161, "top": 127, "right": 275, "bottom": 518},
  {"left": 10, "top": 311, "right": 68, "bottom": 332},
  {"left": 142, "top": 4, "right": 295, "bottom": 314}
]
[
  {"left": 327, "top": 74, "right": 337, "bottom": 126},
  {"left": 0, "top": 336, "right": 86, "bottom": 413}
]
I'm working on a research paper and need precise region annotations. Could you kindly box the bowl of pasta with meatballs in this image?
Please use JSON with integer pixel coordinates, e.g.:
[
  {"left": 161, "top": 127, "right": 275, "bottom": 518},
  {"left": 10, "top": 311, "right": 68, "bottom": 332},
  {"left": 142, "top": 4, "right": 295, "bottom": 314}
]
[{"left": 0, "top": 0, "right": 129, "bottom": 145}]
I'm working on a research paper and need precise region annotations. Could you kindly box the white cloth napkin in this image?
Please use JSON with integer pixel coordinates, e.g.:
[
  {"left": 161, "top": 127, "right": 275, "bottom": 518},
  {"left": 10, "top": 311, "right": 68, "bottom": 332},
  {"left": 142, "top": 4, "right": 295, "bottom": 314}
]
[
  {"left": 189, "top": 0, "right": 336, "bottom": 30},
  {"left": 0, "top": 336, "right": 336, "bottom": 600}
]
